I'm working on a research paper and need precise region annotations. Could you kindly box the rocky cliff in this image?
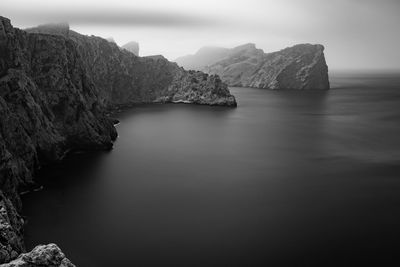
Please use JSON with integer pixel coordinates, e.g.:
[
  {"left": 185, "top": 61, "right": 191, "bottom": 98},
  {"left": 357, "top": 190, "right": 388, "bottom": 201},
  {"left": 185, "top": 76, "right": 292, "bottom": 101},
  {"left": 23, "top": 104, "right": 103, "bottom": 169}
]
[
  {"left": 25, "top": 25, "right": 236, "bottom": 107},
  {"left": 0, "top": 244, "right": 74, "bottom": 267},
  {"left": 177, "top": 43, "right": 330, "bottom": 90},
  {"left": 0, "top": 16, "right": 236, "bottom": 265}
]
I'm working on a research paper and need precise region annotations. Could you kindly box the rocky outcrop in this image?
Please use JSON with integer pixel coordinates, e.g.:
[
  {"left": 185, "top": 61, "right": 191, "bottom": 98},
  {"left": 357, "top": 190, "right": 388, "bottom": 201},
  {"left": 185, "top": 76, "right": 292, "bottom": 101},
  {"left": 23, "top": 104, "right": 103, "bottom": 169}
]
[
  {"left": 0, "top": 244, "right": 74, "bottom": 267},
  {"left": 177, "top": 43, "right": 330, "bottom": 89},
  {"left": 121, "top": 41, "right": 139, "bottom": 56},
  {"left": 0, "top": 15, "right": 236, "bottom": 265}
]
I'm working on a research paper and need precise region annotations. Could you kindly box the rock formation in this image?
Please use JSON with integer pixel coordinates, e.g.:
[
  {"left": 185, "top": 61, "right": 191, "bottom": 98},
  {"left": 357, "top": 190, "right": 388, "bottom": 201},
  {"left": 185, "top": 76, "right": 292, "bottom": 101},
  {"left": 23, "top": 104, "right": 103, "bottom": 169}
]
[
  {"left": 176, "top": 43, "right": 330, "bottom": 90},
  {"left": 25, "top": 24, "right": 236, "bottom": 107},
  {"left": 121, "top": 41, "right": 139, "bottom": 56},
  {"left": 0, "top": 16, "right": 236, "bottom": 265},
  {"left": 0, "top": 192, "right": 24, "bottom": 263},
  {"left": 0, "top": 244, "right": 74, "bottom": 267}
]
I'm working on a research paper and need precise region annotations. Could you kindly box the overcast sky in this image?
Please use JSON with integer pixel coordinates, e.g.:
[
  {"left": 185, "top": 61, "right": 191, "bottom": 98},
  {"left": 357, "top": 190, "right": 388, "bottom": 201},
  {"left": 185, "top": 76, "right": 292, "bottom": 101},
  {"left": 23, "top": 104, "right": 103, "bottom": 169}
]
[{"left": 1, "top": 0, "right": 400, "bottom": 71}]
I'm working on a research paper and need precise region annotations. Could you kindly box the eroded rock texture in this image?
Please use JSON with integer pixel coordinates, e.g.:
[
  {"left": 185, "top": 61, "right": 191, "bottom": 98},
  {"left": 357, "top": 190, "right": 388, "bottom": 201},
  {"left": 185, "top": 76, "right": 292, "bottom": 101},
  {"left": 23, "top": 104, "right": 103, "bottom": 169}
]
[
  {"left": 0, "top": 244, "right": 75, "bottom": 267},
  {"left": 0, "top": 192, "right": 24, "bottom": 263},
  {"left": 0, "top": 16, "right": 236, "bottom": 265}
]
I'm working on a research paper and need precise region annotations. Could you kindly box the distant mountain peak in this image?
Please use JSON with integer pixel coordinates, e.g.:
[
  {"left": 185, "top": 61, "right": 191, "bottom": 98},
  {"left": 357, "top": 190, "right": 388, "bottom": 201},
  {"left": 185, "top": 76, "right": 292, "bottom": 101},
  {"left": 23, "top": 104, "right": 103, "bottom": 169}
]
[
  {"left": 174, "top": 46, "right": 230, "bottom": 71},
  {"left": 121, "top": 41, "right": 139, "bottom": 56},
  {"left": 174, "top": 43, "right": 266, "bottom": 71}
]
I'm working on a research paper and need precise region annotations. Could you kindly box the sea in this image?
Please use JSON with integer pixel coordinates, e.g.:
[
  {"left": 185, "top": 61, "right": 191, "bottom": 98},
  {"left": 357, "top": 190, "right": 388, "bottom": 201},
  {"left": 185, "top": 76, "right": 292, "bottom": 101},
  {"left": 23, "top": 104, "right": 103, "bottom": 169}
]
[{"left": 22, "top": 71, "right": 400, "bottom": 266}]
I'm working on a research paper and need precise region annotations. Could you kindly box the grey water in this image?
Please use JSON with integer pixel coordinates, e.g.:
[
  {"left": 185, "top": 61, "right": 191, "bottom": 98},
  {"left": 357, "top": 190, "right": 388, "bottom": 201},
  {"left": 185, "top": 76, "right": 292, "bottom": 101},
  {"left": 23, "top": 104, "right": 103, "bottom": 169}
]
[{"left": 22, "top": 72, "right": 400, "bottom": 266}]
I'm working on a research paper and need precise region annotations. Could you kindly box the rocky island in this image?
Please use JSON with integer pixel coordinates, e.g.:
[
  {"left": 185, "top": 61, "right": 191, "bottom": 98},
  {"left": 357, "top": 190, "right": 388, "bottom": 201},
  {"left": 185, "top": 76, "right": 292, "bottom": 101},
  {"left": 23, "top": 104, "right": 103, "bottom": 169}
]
[
  {"left": 175, "top": 43, "right": 330, "bottom": 90},
  {"left": 0, "top": 16, "right": 236, "bottom": 266}
]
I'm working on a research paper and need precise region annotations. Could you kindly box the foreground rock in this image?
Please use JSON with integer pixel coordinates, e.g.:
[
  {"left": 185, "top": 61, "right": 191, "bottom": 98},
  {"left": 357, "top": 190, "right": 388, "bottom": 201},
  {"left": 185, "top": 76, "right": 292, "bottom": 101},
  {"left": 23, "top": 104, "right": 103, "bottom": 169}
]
[
  {"left": 0, "top": 16, "right": 236, "bottom": 265},
  {"left": 176, "top": 43, "right": 330, "bottom": 90},
  {"left": 0, "top": 244, "right": 74, "bottom": 267}
]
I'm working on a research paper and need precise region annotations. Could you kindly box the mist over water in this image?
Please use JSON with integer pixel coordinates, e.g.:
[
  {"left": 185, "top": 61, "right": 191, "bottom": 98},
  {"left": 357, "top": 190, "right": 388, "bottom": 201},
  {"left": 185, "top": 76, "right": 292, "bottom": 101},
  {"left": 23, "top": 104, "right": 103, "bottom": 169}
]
[{"left": 22, "top": 73, "right": 400, "bottom": 266}]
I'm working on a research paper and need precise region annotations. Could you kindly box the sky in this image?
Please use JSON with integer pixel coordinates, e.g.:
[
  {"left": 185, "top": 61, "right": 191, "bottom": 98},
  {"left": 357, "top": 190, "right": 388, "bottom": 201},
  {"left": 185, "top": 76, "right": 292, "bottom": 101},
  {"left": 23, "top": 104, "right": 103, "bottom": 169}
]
[{"left": 1, "top": 0, "right": 400, "bottom": 71}]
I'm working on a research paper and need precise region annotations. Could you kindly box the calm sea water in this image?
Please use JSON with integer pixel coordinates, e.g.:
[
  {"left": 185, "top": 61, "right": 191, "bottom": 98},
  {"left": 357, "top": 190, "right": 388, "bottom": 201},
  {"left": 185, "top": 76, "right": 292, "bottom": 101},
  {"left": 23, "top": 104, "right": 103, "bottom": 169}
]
[{"left": 22, "top": 72, "right": 400, "bottom": 266}]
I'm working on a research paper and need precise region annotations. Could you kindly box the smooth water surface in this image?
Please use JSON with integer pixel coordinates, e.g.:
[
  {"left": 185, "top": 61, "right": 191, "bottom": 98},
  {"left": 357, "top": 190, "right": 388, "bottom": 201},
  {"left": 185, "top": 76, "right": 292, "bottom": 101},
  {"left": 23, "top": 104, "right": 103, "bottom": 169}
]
[{"left": 23, "top": 72, "right": 400, "bottom": 266}]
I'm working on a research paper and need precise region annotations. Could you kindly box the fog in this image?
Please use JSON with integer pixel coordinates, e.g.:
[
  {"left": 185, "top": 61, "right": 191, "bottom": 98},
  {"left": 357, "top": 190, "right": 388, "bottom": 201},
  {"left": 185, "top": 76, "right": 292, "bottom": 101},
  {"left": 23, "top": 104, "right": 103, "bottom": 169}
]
[{"left": 2, "top": 0, "right": 400, "bottom": 71}]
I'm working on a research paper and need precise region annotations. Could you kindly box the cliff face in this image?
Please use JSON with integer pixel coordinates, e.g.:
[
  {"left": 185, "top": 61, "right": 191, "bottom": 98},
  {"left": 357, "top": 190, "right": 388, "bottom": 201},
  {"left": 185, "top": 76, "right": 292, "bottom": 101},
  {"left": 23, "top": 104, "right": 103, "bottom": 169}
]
[
  {"left": 0, "top": 17, "right": 118, "bottom": 263},
  {"left": 0, "top": 192, "right": 24, "bottom": 263},
  {"left": 0, "top": 16, "right": 236, "bottom": 265},
  {"left": 177, "top": 43, "right": 330, "bottom": 90},
  {"left": 0, "top": 17, "right": 118, "bottom": 202},
  {"left": 26, "top": 26, "right": 236, "bottom": 107}
]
